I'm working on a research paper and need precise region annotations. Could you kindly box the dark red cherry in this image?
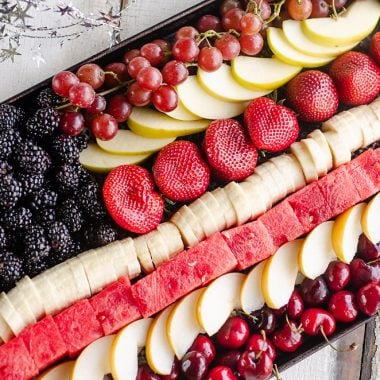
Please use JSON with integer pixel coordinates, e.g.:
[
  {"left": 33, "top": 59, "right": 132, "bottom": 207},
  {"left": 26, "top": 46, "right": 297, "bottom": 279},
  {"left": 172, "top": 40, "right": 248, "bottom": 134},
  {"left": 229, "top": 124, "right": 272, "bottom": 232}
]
[
  {"left": 350, "top": 258, "right": 380, "bottom": 289},
  {"left": 245, "top": 334, "right": 277, "bottom": 361},
  {"left": 357, "top": 282, "right": 380, "bottom": 316},
  {"left": 206, "top": 366, "right": 237, "bottom": 380},
  {"left": 328, "top": 290, "right": 358, "bottom": 323},
  {"left": 181, "top": 351, "right": 208, "bottom": 380},
  {"left": 357, "top": 234, "right": 380, "bottom": 261},
  {"left": 299, "top": 276, "right": 330, "bottom": 306},
  {"left": 300, "top": 308, "right": 336, "bottom": 336},
  {"left": 213, "top": 350, "right": 241, "bottom": 371},
  {"left": 189, "top": 335, "right": 216, "bottom": 365},
  {"left": 237, "top": 350, "right": 273, "bottom": 380},
  {"left": 137, "top": 364, "right": 161, "bottom": 380},
  {"left": 287, "top": 290, "right": 304, "bottom": 319},
  {"left": 216, "top": 316, "right": 249, "bottom": 349},
  {"left": 272, "top": 319, "right": 304, "bottom": 352},
  {"left": 250, "top": 307, "right": 277, "bottom": 335},
  {"left": 324, "top": 260, "right": 351, "bottom": 292},
  {"left": 161, "top": 359, "right": 180, "bottom": 380}
]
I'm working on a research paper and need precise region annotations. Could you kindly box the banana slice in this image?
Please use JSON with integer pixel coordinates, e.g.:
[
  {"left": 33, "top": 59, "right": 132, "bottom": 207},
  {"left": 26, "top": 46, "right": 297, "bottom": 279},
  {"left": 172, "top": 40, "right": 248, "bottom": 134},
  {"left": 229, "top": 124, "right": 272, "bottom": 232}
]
[
  {"left": 240, "top": 181, "right": 269, "bottom": 219},
  {"left": 369, "top": 97, "right": 380, "bottom": 120},
  {"left": 156, "top": 222, "right": 184, "bottom": 258},
  {"left": 119, "top": 238, "right": 141, "bottom": 279},
  {"left": 253, "top": 165, "right": 282, "bottom": 204},
  {"left": 0, "top": 292, "right": 25, "bottom": 335},
  {"left": 262, "top": 161, "right": 289, "bottom": 198},
  {"left": 170, "top": 208, "right": 200, "bottom": 248},
  {"left": 211, "top": 187, "right": 238, "bottom": 228},
  {"left": 7, "top": 286, "right": 36, "bottom": 328},
  {"left": 102, "top": 240, "right": 129, "bottom": 279},
  {"left": 290, "top": 141, "right": 319, "bottom": 183},
  {"left": 0, "top": 313, "right": 12, "bottom": 343},
  {"left": 349, "top": 105, "right": 379, "bottom": 147},
  {"left": 302, "top": 138, "right": 328, "bottom": 177},
  {"left": 65, "top": 257, "right": 91, "bottom": 300},
  {"left": 307, "top": 129, "right": 334, "bottom": 170},
  {"left": 146, "top": 229, "right": 170, "bottom": 268},
  {"left": 188, "top": 198, "right": 219, "bottom": 237},
  {"left": 224, "top": 182, "right": 251, "bottom": 225},
  {"left": 244, "top": 173, "right": 273, "bottom": 209},
  {"left": 323, "top": 130, "right": 352, "bottom": 167},
  {"left": 133, "top": 235, "right": 155, "bottom": 273},
  {"left": 199, "top": 192, "right": 227, "bottom": 231},
  {"left": 32, "top": 272, "right": 61, "bottom": 315}
]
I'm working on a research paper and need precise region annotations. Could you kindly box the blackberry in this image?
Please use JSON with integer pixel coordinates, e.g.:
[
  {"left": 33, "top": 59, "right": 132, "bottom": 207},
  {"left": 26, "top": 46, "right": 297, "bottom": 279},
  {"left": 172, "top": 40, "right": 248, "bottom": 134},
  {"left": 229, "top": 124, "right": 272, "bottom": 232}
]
[
  {"left": 83, "top": 222, "right": 117, "bottom": 248},
  {"left": 0, "top": 161, "right": 12, "bottom": 176},
  {"left": 23, "top": 257, "right": 48, "bottom": 278},
  {"left": 23, "top": 225, "right": 51, "bottom": 261},
  {"left": 47, "top": 221, "right": 73, "bottom": 253},
  {"left": 35, "top": 208, "right": 56, "bottom": 228},
  {"left": 49, "top": 241, "right": 75, "bottom": 264},
  {"left": 0, "top": 128, "right": 20, "bottom": 160},
  {"left": 77, "top": 180, "right": 107, "bottom": 220},
  {"left": 25, "top": 107, "right": 60, "bottom": 140},
  {"left": 15, "top": 140, "right": 52, "bottom": 174},
  {"left": 54, "top": 164, "right": 80, "bottom": 194},
  {"left": 57, "top": 199, "right": 83, "bottom": 233},
  {"left": 0, "top": 226, "right": 6, "bottom": 249},
  {"left": 0, "top": 175, "right": 22, "bottom": 210},
  {"left": 17, "top": 172, "right": 45, "bottom": 195},
  {"left": 0, "top": 104, "right": 25, "bottom": 131},
  {"left": 0, "top": 251, "right": 24, "bottom": 290},
  {"left": 37, "top": 88, "right": 63, "bottom": 108},
  {"left": 50, "top": 135, "right": 80, "bottom": 163},
  {"left": 1, "top": 207, "right": 33, "bottom": 231},
  {"left": 28, "top": 189, "right": 58, "bottom": 211},
  {"left": 73, "top": 129, "right": 90, "bottom": 152}
]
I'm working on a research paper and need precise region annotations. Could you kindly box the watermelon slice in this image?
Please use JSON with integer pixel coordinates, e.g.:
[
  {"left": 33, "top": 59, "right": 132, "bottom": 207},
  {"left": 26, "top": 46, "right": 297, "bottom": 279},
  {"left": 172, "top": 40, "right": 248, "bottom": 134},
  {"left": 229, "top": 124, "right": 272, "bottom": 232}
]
[
  {"left": 89, "top": 276, "right": 141, "bottom": 335},
  {"left": 356, "top": 148, "right": 380, "bottom": 192},
  {"left": 131, "top": 233, "right": 237, "bottom": 317},
  {"left": 0, "top": 337, "right": 38, "bottom": 380},
  {"left": 19, "top": 315, "right": 67, "bottom": 372},
  {"left": 54, "top": 299, "right": 103, "bottom": 357},
  {"left": 222, "top": 220, "right": 278, "bottom": 270}
]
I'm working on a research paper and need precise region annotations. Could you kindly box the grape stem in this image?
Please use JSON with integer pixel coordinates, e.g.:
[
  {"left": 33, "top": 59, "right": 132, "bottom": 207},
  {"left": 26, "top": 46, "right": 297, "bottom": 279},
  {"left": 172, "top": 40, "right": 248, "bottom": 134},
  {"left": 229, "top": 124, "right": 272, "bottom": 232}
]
[{"left": 264, "top": 0, "right": 286, "bottom": 25}]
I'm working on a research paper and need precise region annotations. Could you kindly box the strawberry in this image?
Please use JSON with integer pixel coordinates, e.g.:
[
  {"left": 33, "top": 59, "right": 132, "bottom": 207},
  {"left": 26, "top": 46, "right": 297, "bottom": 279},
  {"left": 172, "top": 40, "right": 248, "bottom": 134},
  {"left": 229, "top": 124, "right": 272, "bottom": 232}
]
[
  {"left": 329, "top": 51, "right": 380, "bottom": 106},
  {"left": 370, "top": 32, "right": 380, "bottom": 66},
  {"left": 286, "top": 70, "right": 339, "bottom": 123},
  {"left": 203, "top": 119, "right": 258, "bottom": 182},
  {"left": 102, "top": 165, "right": 163, "bottom": 234},
  {"left": 244, "top": 97, "right": 299, "bottom": 153},
  {"left": 153, "top": 140, "right": 210, "bottom": 202}
]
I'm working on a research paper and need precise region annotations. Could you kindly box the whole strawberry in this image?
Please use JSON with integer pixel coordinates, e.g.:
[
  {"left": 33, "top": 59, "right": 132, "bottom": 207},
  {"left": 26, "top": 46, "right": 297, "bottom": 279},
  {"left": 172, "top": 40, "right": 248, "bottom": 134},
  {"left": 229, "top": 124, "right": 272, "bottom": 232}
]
[
  {"left": 370, "top": 32, "right": 380, "bottom": 66},
  {"left": 203, "top": 119, "right": 258, "bottom": 182},
  {"left": 329, "top": 51, "right": 380, "bottom": 106},
  {"left": 286, "top": 70, "right": 339, "bottom": 123},
  {"left": 102, "top": 165, "right": 163, "bottom": 234},
  {"left": 153, "top": 140, "right": 210, "bottom": 202},
  {"left": 244, "top": 97, "right": 299, "bottom": 153}
]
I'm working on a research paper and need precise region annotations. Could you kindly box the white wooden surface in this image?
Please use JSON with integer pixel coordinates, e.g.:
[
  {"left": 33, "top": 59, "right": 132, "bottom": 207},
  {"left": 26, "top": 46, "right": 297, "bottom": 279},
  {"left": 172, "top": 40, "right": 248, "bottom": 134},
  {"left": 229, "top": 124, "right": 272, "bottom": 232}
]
[{"left": 0, "top": 1, "right": 378, "bottom": 378}]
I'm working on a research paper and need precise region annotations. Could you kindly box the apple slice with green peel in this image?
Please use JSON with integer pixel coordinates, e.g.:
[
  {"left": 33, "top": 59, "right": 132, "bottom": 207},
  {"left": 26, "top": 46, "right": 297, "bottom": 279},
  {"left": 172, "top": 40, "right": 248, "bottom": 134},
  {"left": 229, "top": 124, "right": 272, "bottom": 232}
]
[
  {"left": 302, "top": 0, "right": 380, "bottom": 47},
  {"left": 332, "top": 203, "right": 367, "bottom": 264},
  {"left": 231, "top": 56, "right": 302, "bottom": 90},
  {"left": 167, "top": 288, "right": 204, "bottom": 360},
  {"left": 38, "top": 361, "right": 75, "bottom": 380},
  {"left": 79, "top": 143, "right": 150, "bottom": 173},
  {"left": 165, "top": 100, "right": 202, "bottom": 121},
  {"left": 71, "top": 335, "right": 115, "bottom": 380},
  {"left": 299, "top": 221, "right": 336, "bottom": 280},
  {"left": 282, "top": 20, "right": 357, "bottom": 58},
  {"left": 267, "top": 28, "right": 334, "bottom": 68},
  {"left": 240, "top": 260, "right": 266, "bottom": 314},
  {"left": 362, "top": 194, "right": 380, "bottom": 244},
  {"left": 127, "top": 107, "right": 209, "bottom": 138},
  {"left": 96, "top": 129, "right": 175, "bottom": 155},
  {"left": 197, "top": 63, "right": 271, "bottom": 102},
  {"left": 197, "top": 272, "right": 246, "bottom": 336},
  {"left": 146, "top": 305, "right": 176, "bottom": 375},
  {"left": 262, "top": 240, "right": 303, "bottom": 309},
  {"left": 177, "top": 76, "right": 248, "bottom": 119},
  {"left": 110, "top": 318, "right": 152, "bottom": 380}
]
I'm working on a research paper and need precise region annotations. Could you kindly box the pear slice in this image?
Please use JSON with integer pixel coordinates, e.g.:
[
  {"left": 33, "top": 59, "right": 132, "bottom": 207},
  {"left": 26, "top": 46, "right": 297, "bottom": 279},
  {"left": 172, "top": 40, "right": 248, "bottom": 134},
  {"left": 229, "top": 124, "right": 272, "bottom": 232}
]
[
  {"left": 362, "top": 193, "right": 380, "bottom": 244},
  {"left": 165, "top": 100, "right": 202, "bottom": 121},
  {"left": 110, "top": 318, "right": 152, "bottom": 380},
  {"left": 332, "top": 203, "right": 367, "bottom": 264},
  {"left": 262, "top": 240, "right": 303, "bottom": 309},
  {"left": 302, "top": 0, "right": 380, "bottom": 47},
  {"left": 197, "top": 272, "right": 246, "bottom": 336},
  {"left": 177, "top": 76, "right": 248, "bottom": 119},
  {"left": 167, "top": 288, "right": 204, "bottom": 360},
  {"left": 267, "top": 27, "right": 334, "bottom": 68},
  {"left": 146, "top": 305, "right": 176, "bottom": 375},
  {"left": 231, "top": 56, "right": 302, "bottom": 90},
  {"left": 79, "top": 143, "right": 150, "bottom": 173},
  {"left": 127, "top": 107, "right": 209, "bottom": 138},
  {"left": 197, "top": 63, "right": 271, "bottom": 102},
  {"left": 282, "top": 19, "right": 357, "bottom": 58},
  {"left": 240, "top": 260, "right": 267, "bottom": 314},
  {"left": 299, "top": 221, "right": 336, "bottom": 279},
  {"left": 37, "top": 361, "right": 75, "bottom": 380},
  {"left": 71, "top": 335, "right": 115, "bottom": 380}
]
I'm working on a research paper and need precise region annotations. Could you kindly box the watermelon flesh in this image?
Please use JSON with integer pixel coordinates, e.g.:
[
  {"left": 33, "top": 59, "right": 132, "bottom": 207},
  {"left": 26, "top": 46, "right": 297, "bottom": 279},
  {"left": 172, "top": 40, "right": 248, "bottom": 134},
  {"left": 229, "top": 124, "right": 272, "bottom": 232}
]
[
  {"left": 89, "top": 276, "right": 141, "bottom": 335},
  {"left": 131, "top": 233, "right": 237, "bottom": 317},
  {"left": 222, "top": 220, "right": 278, "bottom": 270},
  {"left": 54, "top": 299, "right": 103, "bottom": 357},
  {"left": 0, "top": 337, "right": 38, "bottom": 380}
]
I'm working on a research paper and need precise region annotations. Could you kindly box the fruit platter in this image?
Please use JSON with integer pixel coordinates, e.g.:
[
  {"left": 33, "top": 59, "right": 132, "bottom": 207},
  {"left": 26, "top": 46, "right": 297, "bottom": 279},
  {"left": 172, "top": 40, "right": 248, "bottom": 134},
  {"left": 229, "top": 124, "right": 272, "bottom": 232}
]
[{"left": 0, "top": 0, "right": 380, "bottom": 378}]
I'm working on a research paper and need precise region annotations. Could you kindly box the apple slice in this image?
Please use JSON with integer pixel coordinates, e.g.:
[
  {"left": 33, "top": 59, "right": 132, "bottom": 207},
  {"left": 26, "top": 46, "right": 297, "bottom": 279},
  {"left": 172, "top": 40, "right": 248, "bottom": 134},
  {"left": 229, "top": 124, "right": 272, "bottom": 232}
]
[
  {"left": 79, "top": 143, "right": 150, "bottom": 173},
  {"left": 177, "top": 76, "right": 248, "bottom": 119},
  {"left": 197, "top": 272, "right": 246, "bottom": 336},
  {"left": 110, "top": 318, "right": 152, "bottom": 380},
  {"left": 362, "top": 193, "right": 380, "bottom": 244},
  {"left": 302, "top": 0, "right": 380, "bottom": 47},
  {"left": 231, "top": 56, "right": 302, "bottom": 90},
  {"left": 37, "top": 361, "right": 75, "bottom": 380},
  {"left": 165, "top": 100, "right": 202, "bottom": 121},
  {"left": 282, "top": 19, "right": 357, "bottom": 58},
  {"left": 167, "top": 288, "right": 204, "bottom": 360},
  {"left": 197, "top": 63, "right": 271, "bottom": 102},
  {"left": 146, "top": 305, "right": 176, "bottom": 375},
  {"left": 71, "top": 335, "right": 115, "bottom": 380},
  {"left": 262, "top": 240, "right": 303, "bottom": 309},
  {"left": 240, "top": 260, "right": 266, "bottom": 314},
  {"left": 299, "top": 221, "right": 336, "bottom": 279},
  {"left": 267, "top": 27, "right": 334, "bottom": 68},
  {"left": 128, "top": 107, "right": 209, "bottom": 138},
  {"left": 332, "top": 203, "right": 367, "bottom": 264}
]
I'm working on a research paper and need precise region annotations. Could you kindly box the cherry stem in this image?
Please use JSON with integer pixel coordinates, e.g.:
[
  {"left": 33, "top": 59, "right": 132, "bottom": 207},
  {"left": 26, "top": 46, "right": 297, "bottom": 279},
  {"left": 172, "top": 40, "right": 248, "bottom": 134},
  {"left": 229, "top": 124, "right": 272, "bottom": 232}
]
[
  {"left": 320, "top": 327, "right": 358, "bottom": 353},
  {"left": 367, "top": 257, "right": 380, "bottom": 266},
  {"left": 272, "top": 364, "right": 282, "bottom": 380},
  {"left": 260, "top": 329, "right": 267, "bottom": 342}
]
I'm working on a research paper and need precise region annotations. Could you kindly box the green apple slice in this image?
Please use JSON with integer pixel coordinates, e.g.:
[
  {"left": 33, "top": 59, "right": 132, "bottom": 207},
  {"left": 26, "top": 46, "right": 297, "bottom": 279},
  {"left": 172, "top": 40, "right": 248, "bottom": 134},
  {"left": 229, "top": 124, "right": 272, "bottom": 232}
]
[
  {"left": 231, "top": 56, "right": 302, "bottom": 90},
  {"left": 302, "top": 0, "right": 380, "bottom": 47},
  {"left": 197, "top": 63, "right": 271, "bottom": 102},
  {"left": 127, "top": 106, "right": 209, "bottom": 138},
  {"left": 165, "top": 100, "right": 202, "bottom": 121},
  {"left": 96, "top": 129, "right": 175, "bottom": 155},
  {"left": 362, "top": 193, "right": 380, "bottom": 244},
  {"left": 282, "top": 20, "right": 357, "bottom": 58},
  {"left": 267, "top": 27, "right": 334, "bottom": 68},
  {"left": 177, "top": 76, "right": 248, "bottom": 119},
  {"left": 79, "top": 143, "right": 150, "bottom": 173}
]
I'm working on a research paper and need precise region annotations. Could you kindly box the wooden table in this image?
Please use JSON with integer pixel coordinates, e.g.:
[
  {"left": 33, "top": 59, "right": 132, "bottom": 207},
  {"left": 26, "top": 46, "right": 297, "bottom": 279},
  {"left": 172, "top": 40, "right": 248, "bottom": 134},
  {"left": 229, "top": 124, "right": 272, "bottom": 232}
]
[{"left": 0, "top": 1, "right": 378, "bottom": 378}]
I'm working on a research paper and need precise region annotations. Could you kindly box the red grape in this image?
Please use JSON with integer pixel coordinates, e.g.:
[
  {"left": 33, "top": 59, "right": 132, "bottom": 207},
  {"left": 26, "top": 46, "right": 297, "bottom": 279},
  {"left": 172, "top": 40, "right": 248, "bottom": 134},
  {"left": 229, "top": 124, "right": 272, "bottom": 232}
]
[
  {"left": 220, "top": 0, "right": 242, "bottom": 16},
  {"left": 248, "top": 0, "right": 271, "bottom": 20},
  {"left": 222, "top": 8, "right": 244, "bottom": 31},
  {"left": 287, "top": 0, "right": 313, "bottom": 20},
  {"left": 52, "top": 71, "right": 79, "bottom": 97},
  {"left": 106, "top": 94, "right": 132, "bottom": 122},
  {"left": 68, "top": 82, "right": 96, "bottom": 108},
  {"left": 152, "top": 84, "right": 178, "bottom": 112},
  {"left": 59, "top": 111, "right": 85, "bottom": 136},
  {"left": 239, "top": 32, "right": 264, "bottom": 55},
  {"left": 76, "top": 63, "right": 105, "bottom": 90},
  {"left": 240, "top": 13, "right": 262, "bottom": 35},
  {"left": 91, "top": 113, "right": 118, "bottom": 141},
  {"left": 103, "top": 62, "right": 130, "bottom": 87},
  {"left": 172, "top": 38, "right": 200, "bottom": 62},
  {"left": 127, "top": 82, "right": 152, "bottom": 106},
  {"left": 214, "top": 34, "right": 241, "bottom": 60},
  {"left": 140, "top": 43, "right": 164, "bottom": 66},
  {"left": 151, "top": 39, "right": 171, "bottom": 52},
  {"left": 175, "top": 26, "right": 199, "bottom": 40},
  {"left": 162, "top": 60, "right": 188, "bottom": 85},
  {"left": 198, "top": 47, "right": 223, "bottom": 72},
  {"left": 196, "top": 14, "right": 223, "bottom": 33},
  {"left": 123, "top": 49, "right": 140, "bottom": 64},
  {"left": 136, "top": 66, "right": 163, "bottom": 91},
  {"left": 127, "top": 56, "right": 151, "bottom": 78},
  {"left": 311, "top": 0, "right": 329, "bottom": 17},
  {"left": 85, "top": 95, "right": 106, "bottom": 114}
]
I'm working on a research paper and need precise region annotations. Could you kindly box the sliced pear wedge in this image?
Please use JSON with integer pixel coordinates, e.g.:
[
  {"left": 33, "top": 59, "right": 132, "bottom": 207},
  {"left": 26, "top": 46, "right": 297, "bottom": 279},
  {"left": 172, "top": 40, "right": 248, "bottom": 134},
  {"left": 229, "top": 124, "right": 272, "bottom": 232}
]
[
  {"left": 299, "top": 221, "right": 336, "bottom": 279},
  {"left": 37, "top": 361, "right": 74, "bottom": 380},
  {"left": 165, "top": 100, "right": 202, "bottom": 121},
  {"left": 362, "top": 193, "right": 380, "bottom": 244},
  {"left": 332, "top": 203, "right": 367, "bottom": 264}
]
